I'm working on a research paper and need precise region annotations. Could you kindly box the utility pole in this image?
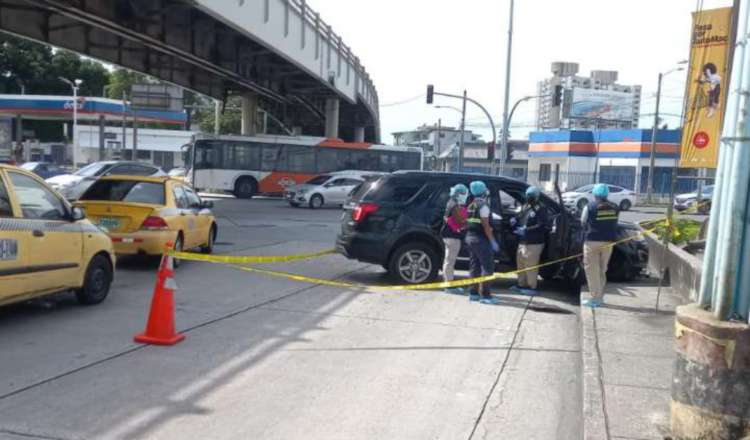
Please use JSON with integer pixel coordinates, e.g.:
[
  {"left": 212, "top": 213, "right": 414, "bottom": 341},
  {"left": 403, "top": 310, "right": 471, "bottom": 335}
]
[
  {"left": 436, "top": 118, "right": 441, "bottom": 171},
  {"left": 458, "top": 90, "right": 467, "bottom": 173},
  {"left": 60, "top": 77, "right": 82, "bottom": 169},
  {"left": 500, "top": 0, "right": 515, "bottom": 177},
  {"left": 122, "top": 91, "right": 127, "bottom": 159},
  {"left": 214, "top": 99, "right": 221, "bottom": 135},
  {"left": 647, "top": 72, "right": 663, "bottom": 203},
  {"left": 132, "top": 109, "right": 138, "bottom": 160}
]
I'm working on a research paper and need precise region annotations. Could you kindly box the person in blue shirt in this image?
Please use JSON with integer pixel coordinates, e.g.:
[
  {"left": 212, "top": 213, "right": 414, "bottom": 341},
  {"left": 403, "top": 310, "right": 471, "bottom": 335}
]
[
  {"left": 464, "top": 181, "right": 501, "bottom": 305},
  {"left": 581, "top": 183, "right": 620, "bottom": 308},
  {"left": 511, "top": 186, "right": 549, "bottom": 295}
]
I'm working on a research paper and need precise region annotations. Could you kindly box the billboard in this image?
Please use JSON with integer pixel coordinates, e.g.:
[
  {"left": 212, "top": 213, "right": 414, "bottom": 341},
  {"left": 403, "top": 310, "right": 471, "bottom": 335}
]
[
  {"left": 568, "top": 88, "right": 634, "bottom": 122},
  {"left": 131, "top": 84, "right": 184, "bottom": 112},
  {"left": 679, "top": 7, "right": 734, "bottom": 169}
]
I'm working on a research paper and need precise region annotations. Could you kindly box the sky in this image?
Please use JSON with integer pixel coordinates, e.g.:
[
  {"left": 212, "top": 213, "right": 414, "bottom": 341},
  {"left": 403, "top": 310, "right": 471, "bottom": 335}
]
[{"left": 306, "top": 0, "right": 734, "bottom": 144}]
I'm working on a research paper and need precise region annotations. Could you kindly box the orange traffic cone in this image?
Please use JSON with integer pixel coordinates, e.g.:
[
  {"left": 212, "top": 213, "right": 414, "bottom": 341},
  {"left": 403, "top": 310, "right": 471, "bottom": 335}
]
[{"left": 134, "top": 242, "right": 185, "bottom": 346}]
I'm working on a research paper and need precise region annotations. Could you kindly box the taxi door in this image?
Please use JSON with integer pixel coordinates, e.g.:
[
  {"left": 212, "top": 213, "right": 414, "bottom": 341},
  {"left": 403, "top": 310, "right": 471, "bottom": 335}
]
[
  {"left": 6, "top": 170, "right": 82, "bottom": 294},
  {"left": 171, "top": 184, "right": 198, "bottom": 248},
  {"left": 0, "top": 169, "right": 29, "bottom": 301},
  {"left": 183, "top": 186, "right": 211, "bottom": 246}
]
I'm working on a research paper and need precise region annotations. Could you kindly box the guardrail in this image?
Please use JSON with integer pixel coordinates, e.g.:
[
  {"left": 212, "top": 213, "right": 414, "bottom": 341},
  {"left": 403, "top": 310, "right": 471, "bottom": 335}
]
[{"left": 282, "top": 0, "right": 379, "bottom": 117}]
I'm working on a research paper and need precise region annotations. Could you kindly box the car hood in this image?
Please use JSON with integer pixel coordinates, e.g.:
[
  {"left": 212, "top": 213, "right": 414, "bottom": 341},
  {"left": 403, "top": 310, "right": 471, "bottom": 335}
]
[{"left": 46, "top": 174, "right": 84, "bottom": 186}]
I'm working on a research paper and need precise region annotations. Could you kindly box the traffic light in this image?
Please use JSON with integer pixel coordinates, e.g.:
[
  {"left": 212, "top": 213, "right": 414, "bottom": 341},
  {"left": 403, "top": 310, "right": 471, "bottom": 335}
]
[
  {"left": 553, "top": 85, "right": 563, "bottom": 106},
  {"left": 487, "top": 142, "right": 495, "bottom": 161},
  {"left": 426, "top": 84, "right": 434, "bottom": 104}
]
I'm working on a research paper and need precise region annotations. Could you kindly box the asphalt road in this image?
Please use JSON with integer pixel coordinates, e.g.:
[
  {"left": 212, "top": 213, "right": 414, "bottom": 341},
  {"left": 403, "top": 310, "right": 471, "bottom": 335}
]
[
  {"left": 0, "top": 198, "right": 583, "bottom": 440},
  {"left": 620, "top": 205, "right": 708, "bottom": 225}
]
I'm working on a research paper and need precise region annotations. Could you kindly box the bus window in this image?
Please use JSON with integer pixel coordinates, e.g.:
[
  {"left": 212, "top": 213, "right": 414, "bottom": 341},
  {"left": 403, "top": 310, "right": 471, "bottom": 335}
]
[
  {"left": 399, "top": 152, "right": 422, "bottom": 170},
  {"left": 195, "top": 141, "right": 222, "bottom": 169},
  {"left": 317, "top": 149, "right": 337, "bottom": 173},
  {"left": 287, "top": 145, "right": 316, "bottom": 172},
  {"left": 261, "top": 145, "right": 288, "bottom": 171},
  {"left": 337, "top": 150, "right": 356, "bottom": 170},
  {"left": 233, "top": 142, "right": 261, "bottom": 170},
  {"left": 380, "top": 153, "right": 398, "bottom": 172}
]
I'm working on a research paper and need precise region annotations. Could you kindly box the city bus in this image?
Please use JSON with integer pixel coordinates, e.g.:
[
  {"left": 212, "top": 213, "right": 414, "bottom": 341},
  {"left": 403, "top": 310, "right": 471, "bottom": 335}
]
[{"left": 184, "top": 134, "right": 423, "bottom": 198}]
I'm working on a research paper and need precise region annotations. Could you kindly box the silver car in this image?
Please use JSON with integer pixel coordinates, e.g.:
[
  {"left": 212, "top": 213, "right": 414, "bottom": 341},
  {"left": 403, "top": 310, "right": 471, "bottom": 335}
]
[{"left": 285, "top": 173, "right": 371, "bottom": 209}]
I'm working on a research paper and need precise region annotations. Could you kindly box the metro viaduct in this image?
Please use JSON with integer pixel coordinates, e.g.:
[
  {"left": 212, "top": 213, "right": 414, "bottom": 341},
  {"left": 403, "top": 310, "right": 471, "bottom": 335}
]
[{"left": 0, "top": 0, "right": 381, "bottom": 142}]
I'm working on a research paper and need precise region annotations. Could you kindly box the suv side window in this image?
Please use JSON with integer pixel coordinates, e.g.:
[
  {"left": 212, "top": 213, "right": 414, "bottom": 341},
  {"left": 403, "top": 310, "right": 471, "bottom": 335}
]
[
  {"left": 173, "top": 185, "right": 189, "bottom": 209},
  {"left": 0, "top": 173, "right": 13, "bottom": 217},
  {"left": 8, "top": 172, "right": 68, "bottom": 220},
  {"left": 366, "top": 177, "right": 425, "bottom": 203},
  {"left": 608, "top": 185, "right": 623, "bottom": 193}
]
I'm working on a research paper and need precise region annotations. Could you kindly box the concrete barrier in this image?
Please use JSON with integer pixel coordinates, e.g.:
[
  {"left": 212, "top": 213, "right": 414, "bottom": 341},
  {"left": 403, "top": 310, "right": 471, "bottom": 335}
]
[{"left": 643, "top": 230, "right": 703, "bottom": 302}]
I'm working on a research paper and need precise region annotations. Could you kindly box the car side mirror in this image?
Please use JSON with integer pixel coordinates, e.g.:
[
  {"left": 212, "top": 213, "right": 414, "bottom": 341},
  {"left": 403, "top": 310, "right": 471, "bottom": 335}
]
[
  {"left": 201, "top": 200, "right": 214, "bottom": 209},
  {"left": 71, "top": 206, "right": 86, "bottom": 221}
]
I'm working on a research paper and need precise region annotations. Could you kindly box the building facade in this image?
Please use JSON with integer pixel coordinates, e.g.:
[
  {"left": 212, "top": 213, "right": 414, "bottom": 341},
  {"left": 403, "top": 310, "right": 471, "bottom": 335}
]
[
  {"left": 438, "top": 139, "right": 528, "bottom": 179},
  {"left": 392, "top": 124, "right": 480, "bottom": 169},
  {"left": 527, "top": 129, "right": 687, "bottom": 195},
  {"left": 536, "top": 62, "right": 642, "bottom": 130}
]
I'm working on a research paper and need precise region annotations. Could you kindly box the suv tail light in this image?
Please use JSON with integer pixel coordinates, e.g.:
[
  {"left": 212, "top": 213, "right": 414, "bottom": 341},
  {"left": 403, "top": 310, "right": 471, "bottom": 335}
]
[
  {"left": 352, "top": 203, "right": 379, "bottom": 222},
  {"left": 141, "top": 216, "right": 169, "bottom": 230}
]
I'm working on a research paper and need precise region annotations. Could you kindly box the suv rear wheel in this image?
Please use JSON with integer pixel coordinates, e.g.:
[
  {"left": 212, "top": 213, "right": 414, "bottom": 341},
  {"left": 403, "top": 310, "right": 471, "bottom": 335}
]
[{"left": 388, "top": 242, "right": 439, "bottom": 285}]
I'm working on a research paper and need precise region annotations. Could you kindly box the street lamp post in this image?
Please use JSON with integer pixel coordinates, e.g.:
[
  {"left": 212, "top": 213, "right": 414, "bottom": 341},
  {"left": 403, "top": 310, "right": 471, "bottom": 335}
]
[
  {"left": 647, "top": 63, "right": 686, "bottom": 203},
  {"left": 500, "top": 0, "right": 515, "bottom": 178},
  {"left": 60, "top": 77, "right": 83, "bottom": 170}
]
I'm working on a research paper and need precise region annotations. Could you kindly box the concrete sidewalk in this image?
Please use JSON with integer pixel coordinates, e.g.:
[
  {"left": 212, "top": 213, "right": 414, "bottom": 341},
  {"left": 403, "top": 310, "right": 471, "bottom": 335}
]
[{"left": 581, "top": 280, "right": 686, "bottom": 440}]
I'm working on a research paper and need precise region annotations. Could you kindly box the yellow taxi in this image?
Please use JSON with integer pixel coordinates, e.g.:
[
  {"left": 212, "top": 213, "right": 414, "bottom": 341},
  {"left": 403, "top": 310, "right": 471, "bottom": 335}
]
[
  {"left": 0, "top": 164, "right": 115, "bottom": 307},
  {"left": 75, "top": 175, "right": 217, "bottom": 264}
]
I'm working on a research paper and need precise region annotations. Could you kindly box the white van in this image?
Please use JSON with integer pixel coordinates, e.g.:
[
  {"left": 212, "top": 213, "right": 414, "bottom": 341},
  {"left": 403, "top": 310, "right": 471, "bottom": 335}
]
[{"left": 284, "top": 170, "right": 386, "bottom": 209}]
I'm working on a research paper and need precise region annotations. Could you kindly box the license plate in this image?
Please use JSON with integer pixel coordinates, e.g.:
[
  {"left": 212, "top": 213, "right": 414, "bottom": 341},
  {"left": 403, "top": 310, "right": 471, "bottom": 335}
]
[{"left": 97, "top": 217, "right": 121, "bottom": 230}]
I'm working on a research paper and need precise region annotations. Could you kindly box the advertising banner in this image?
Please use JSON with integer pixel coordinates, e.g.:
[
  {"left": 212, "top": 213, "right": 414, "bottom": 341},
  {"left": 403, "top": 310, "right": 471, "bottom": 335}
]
[
  {"left": 568, "top": 88, "right": 634, "bottom": 122},
  {"left": 679, "top": 7, "right": 734, "bottom": 168}
]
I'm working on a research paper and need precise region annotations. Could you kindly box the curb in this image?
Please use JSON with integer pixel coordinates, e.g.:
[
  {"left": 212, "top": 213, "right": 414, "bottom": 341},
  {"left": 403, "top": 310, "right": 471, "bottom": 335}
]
[{"left": 580, "top": 296, "right": 609, "bottom": 440}]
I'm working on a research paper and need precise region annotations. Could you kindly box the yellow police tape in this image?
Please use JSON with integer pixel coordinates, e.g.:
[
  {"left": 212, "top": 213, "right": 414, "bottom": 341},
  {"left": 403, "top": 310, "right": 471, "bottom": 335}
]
[
  {"left": 166, "top": 223, "right": 660, "bottom": 291},
  {"left": 169, "top": 248, "right": 336, "bottom": 264}
]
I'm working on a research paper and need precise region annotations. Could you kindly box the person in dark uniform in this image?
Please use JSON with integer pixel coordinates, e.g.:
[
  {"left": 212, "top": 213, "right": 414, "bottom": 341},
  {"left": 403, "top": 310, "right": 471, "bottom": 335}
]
[
  {"left": 511, "top": 185, "right": 549, "bottom": 295},
  {"left": 464, "top": 180, "right": 501, "bottom": 305},
  {"left": 581, "top": 183, "right": 620, "bottom": 308}
]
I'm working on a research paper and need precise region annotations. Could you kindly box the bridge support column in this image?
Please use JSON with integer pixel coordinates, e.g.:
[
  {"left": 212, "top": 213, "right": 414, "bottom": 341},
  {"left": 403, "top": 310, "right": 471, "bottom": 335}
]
[
  {"left": 354, "top": 126, "right": 366, "bottom": 143},
  {"left": 324, "top": 98, "right": 339, "bottom": 139},
  {"left": 241, "top": 93, "right": 258, "bottom": 136}
]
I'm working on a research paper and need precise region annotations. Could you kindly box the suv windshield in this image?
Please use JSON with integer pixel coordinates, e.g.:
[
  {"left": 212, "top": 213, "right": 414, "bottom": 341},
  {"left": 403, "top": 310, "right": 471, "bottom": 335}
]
[
  {"left": 80, "top": 180, "right": 165, "bottom": 205},
  {"left": 363, "top": 176, "right": 426, "bottom": 203},
  {"left": 306, "top": 175, "right": 331, "bottom": 185},
  {"left": 75, "top": 162, "right": 111, "bottom": 177}
]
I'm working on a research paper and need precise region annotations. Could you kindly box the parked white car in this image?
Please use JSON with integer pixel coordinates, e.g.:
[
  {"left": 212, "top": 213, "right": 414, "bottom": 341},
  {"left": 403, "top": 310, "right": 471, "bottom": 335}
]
[
  {"left": 46, "top": 161, "right": 165, "bottom": 201},
  {"left": 285, "top": 170, "right": 385, "bottom": 209},
  {"left": 562, "top": 184, "right": 637, "bottom": 212}
]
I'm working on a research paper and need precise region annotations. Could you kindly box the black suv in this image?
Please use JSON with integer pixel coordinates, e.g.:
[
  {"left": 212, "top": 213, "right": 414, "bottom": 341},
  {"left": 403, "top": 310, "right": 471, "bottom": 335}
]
[{"left": 336, "top": 171, "right": 648, "bottom": 289}]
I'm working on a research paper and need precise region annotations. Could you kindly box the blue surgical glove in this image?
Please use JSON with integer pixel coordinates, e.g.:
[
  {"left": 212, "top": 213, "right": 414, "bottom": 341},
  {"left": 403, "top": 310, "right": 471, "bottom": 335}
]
[
  {"left": 513, "top": 226, "right": 526, "bottom": 237},
  {"left": 510, "top": 218, "right": 518, "bottom": 227},
  {"left": 491, "top": 240, "right": 500, "bottom": 253}
]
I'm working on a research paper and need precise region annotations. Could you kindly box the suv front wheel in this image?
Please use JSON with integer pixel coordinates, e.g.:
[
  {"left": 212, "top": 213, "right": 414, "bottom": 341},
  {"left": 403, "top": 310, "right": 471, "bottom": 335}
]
[{"left": 388, "top": 242, "right": 440, "bottom": 285}]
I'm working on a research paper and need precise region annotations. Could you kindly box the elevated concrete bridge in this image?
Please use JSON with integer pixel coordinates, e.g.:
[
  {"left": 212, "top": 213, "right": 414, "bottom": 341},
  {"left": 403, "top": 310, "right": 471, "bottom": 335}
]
[{"left": 0, "top": 0, "right": 380, "bottom": 141}]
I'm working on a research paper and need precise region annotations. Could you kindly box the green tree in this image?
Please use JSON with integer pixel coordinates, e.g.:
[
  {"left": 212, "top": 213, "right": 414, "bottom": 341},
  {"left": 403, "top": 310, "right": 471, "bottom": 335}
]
[
  {"left": 0, "top": 34, "right": 109, "bottom": 96},
  {"left": 105, "top": 68, "right": 151, "bottom": 100}
]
